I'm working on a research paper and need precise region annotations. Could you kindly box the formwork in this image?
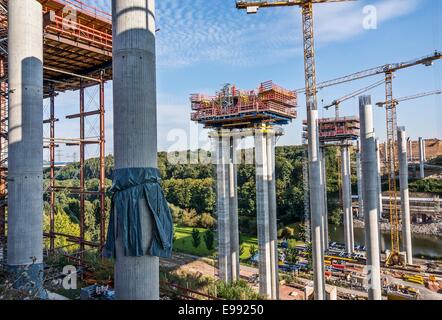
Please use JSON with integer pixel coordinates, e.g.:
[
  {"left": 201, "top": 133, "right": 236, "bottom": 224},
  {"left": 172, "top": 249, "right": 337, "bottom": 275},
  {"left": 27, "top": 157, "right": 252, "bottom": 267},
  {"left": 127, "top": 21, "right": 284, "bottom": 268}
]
[
  {"left": 302, "top": 116, "right": 360, "bottom": 145},
  {"left": 191, "top": 81, "right": 297, "bottom": 129}
]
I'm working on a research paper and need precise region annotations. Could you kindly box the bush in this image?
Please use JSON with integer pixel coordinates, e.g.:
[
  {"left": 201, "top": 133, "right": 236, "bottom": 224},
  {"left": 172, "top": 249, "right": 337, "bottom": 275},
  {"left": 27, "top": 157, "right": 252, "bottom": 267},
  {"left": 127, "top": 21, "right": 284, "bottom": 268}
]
[
  {"left": 216, "top": 280, "right": 261, "bottom": 300},
  {"left": 200, "top": 213, "right": 216, "bottom": 229},
  {"left": 181, "top": 209, "right": 200, "bottom": 227},
  {"left": 279, "top": 226, "right": 295, "bottom": 240}
]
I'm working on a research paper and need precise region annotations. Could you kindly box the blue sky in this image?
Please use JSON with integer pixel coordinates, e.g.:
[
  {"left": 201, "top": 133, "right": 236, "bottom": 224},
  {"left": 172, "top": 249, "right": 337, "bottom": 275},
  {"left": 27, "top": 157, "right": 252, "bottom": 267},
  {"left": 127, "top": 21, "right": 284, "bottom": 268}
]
[{"left": 48, "top": 0, "right": 441, "bottom": 161}]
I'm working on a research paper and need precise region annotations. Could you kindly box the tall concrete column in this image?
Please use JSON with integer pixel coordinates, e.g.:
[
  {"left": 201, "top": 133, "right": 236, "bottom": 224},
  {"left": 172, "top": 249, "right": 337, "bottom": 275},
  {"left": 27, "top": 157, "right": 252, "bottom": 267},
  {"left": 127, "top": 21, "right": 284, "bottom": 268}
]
[
  {"left": 419, "top": 137, "right": 425, "bottom": 179},
  {"left": 217, "top": 130, "right": 231, "bottom": 283},
  {"left": 320, "top": 147, "right": 329, "bottom": 251},
  {"left": 113, "top": 0, "right": 159, "bottom": 299},
  {"left": 356, "top": 140, "right": 364, "bottom": 219},
  {"left": 408, "top": 138, "right": 413, "bottom": 163},
  {"left": 229, "top": 134, "right": 240, "bottom": 282},
  {"left": 266, "top": 129, "right": 279, "bottom": 299},
  {"left": 306, "top": 107, "right": 325, "bottom": 300},
  {"left": 397, "top": 127, "right": 413, "bottom": 265},
  {"left": 341, "top": 145, "right": 354, "bottom": 253},
  {"left": 376, "top": 139, "right": 383, "bottom": 219},
  {"left": 254, "top": 128, "right": 272, "bottom": 298},
  {"left": 7, "top": 0, "right": 44, "bottom": 296},
  {"left": 359, "top": 96, "right": 382, "bottom": 300}
]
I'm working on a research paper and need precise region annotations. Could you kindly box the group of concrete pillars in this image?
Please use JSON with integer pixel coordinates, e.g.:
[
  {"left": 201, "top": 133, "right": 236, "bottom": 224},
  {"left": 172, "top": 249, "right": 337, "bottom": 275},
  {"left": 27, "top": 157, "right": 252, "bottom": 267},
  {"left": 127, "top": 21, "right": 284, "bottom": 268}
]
[
  {"left": 214, "top": 127, "right": 279, "bottom": 300},
  {"left": 357, "top": 96, "right": 413, "bottom": 299}
]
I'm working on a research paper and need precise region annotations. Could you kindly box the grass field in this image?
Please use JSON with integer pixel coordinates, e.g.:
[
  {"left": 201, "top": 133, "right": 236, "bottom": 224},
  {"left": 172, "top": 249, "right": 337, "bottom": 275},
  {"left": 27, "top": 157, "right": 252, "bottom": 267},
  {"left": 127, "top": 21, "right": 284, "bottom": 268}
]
[{"left": 173, "top": 226, "right": 259, "bottom": 260}]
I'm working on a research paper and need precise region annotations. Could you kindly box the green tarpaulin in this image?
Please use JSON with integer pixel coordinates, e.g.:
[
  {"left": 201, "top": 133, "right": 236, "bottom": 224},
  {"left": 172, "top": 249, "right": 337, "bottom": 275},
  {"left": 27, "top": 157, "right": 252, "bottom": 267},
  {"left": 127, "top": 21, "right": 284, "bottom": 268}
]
[{"left": 105, "top": 167, "right": 173, "bottom": 259}]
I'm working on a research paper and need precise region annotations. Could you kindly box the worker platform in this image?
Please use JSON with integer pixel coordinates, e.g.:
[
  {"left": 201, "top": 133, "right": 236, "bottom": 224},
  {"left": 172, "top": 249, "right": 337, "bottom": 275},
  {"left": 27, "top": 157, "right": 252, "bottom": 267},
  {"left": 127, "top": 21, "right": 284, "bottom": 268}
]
[
  {"left": 303, "top": 116, "right": 360, "bottom": 144},
  {"left": 0, "top": 0, "right": 113, "bottom": 95},
  {"left": 190, "top": 81, "right": 297, "bottom": 129}
]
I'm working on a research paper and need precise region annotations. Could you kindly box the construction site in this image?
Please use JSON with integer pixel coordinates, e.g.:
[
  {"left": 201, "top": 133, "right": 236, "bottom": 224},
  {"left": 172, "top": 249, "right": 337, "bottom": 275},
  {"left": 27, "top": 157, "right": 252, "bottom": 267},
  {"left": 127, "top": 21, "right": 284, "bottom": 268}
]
[{"left": 0, "top": 0, "right": 441, "bottom": 303}]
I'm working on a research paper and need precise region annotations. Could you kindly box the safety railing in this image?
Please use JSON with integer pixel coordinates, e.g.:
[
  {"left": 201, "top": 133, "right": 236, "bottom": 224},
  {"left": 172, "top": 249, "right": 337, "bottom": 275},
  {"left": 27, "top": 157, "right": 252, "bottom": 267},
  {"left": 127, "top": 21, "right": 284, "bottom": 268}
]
[
  {"left": 52, "top": 0, "right": 111, "bottom": 23},
  {"left": 46, "top": 14, "right": 112, "bottom": 51}
]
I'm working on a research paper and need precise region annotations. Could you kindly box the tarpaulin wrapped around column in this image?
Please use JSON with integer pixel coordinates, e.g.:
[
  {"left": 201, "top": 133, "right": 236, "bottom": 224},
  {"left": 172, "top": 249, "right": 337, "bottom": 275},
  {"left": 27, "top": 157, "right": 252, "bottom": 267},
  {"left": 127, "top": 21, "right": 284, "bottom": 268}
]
[{"left": 105, "top": 168, "right": 173, "bottom": 259}]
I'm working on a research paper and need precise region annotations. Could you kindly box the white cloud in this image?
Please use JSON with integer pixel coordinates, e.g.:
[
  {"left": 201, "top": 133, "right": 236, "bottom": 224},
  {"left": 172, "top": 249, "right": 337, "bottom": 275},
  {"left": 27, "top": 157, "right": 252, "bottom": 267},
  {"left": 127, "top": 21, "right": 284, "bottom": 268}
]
[{"left": 82, "top": 0, "right": 421, "bottom": 69}]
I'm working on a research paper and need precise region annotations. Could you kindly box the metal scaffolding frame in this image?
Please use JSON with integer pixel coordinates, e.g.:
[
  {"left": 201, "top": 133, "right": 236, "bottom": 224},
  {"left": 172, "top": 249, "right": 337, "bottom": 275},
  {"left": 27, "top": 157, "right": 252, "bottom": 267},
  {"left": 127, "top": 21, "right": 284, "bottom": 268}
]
[{"left": 43, "top": 75, "right": 107, "bottom": 266}]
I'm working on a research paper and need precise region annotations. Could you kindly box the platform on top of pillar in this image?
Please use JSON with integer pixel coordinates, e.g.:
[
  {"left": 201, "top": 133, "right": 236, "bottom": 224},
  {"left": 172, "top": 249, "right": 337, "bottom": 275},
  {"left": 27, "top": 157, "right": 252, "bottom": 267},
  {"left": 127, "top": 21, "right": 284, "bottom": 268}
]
[
  {"left": 190, "top": 81, "right": 297, "bottom": 129},
  {"left": 302, "top": 116, "right": 360, "bottom": 146}
]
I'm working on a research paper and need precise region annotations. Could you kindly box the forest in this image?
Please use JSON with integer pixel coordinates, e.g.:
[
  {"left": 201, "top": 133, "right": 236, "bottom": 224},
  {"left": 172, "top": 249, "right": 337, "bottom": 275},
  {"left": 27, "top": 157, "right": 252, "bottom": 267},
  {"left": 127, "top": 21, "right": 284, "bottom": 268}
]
[{"left": 43, "top": 145, "right": 441, "bottom": 249}]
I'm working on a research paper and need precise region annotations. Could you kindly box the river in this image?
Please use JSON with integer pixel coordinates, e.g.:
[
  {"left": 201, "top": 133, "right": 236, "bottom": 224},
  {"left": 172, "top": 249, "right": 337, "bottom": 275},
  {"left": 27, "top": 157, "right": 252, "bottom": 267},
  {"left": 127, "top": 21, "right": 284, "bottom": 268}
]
[{"left": 329, "top": 224, "right": 442, "bottom": 258}]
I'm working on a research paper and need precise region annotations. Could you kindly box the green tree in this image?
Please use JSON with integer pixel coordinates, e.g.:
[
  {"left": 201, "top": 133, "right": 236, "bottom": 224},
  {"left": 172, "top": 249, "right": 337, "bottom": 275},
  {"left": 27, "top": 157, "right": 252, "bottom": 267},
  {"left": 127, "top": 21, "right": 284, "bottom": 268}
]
[
  {"left": 191, "top": 228, "right": 201, "bottom": 249},
  {"left": 203, "top": 229, "right": 215, "bottom": 251}
]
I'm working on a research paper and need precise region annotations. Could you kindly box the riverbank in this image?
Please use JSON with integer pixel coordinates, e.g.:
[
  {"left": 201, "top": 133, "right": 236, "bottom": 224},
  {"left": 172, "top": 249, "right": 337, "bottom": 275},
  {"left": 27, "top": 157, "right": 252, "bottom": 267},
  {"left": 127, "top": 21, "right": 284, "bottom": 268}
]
[{"left": 353, "top": 218, "right": 442, "bottom": 236}]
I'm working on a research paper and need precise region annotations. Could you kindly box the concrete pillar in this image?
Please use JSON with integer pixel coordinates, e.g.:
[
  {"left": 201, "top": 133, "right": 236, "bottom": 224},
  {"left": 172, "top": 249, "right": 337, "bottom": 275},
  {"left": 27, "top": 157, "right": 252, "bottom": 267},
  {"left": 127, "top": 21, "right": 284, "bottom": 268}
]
[
  {"left": 7, "top": 0, "right": 44, "bottom": 297},
  {"left": 112, "top": 0, "right": 159, "bottom": 300},
  {"left": 376, "top": 139, "right": 385, "bottom": 252},
  {"left": 359, "top": 96, "right": 382, "bottom": 300},
  {"left": 341, "top": 145, "right": 354, "bottom": 253},
  {"left": 397, "top": 128, "right": 413, "bottom": 265},
  {"left": 376, "top": 139, "right": 383, "bottom": 219},
  {"left": 266, "top": 129, "right": 279, "bottom": 299},
  {"left": 254, "top": 128, "right": 272, "bottom": 298},
  {"left": 217, "top": 130, "right": 231, "bottom": 283},
  {"left": 306, "top": 106, "right": 325, "bottom": 300},
  {"left": 320, "top": 147, "right": 329, "bottom": 251},
  {"left": 419, "top": 137, "right": 425, "bottom": 179},
  {"left": 229, "top": 134, "right": 240, "bottom": 282},
  {"left": 408, "top": 138, "right": 413, "bottom": 163},
  {"left": 356, "top": 140, "right": 364, "bottom": 219}
]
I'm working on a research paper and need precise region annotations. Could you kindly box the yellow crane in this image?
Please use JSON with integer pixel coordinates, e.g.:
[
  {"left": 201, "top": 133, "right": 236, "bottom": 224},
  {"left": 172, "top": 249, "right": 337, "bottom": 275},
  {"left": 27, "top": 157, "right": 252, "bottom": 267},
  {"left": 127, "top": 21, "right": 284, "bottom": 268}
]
[
  {"left": 298, "top": 51, "right": 441, "bottom": 265},
  {"left": 236, "top": 0, "right": 355, "bottom": 300},
  {"left": 376, "top": 89, "right": 442, "bottom": 108},
  {"left": 324, "top": 79, "right": 386, "bottom": 119}
]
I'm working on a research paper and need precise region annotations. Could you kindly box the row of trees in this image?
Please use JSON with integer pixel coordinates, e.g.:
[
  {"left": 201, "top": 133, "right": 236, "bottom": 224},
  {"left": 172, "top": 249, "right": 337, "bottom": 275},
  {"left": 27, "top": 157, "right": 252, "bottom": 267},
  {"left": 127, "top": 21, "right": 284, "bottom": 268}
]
[{"left": 42, "top": 145, "right": 358, "bottom": 246}]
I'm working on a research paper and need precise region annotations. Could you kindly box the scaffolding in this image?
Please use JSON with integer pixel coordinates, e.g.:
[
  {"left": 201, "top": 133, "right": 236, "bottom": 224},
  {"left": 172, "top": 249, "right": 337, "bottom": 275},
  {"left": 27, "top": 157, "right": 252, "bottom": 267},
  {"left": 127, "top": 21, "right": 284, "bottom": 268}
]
[
  {"left": 0, "top": 0, "right": 112, "bottom": 267},
  {"left": 303, "top": 116, "right": 360, "bottom": 145},
  {"left": 191, "top": 81, "right": 297, "bottom": 129}
]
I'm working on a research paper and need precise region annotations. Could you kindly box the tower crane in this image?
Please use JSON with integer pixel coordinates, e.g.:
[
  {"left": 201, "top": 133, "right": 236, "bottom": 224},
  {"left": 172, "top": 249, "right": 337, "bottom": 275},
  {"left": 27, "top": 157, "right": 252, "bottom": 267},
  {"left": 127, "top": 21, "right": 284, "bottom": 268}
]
[
  {"left": 376, "top": 89, "right": 442, "bottom": 108},
  {"left": 324, "top": 79, "right": 386, "bottom": 119},
  {"left": 236, "top": 0, "right": 355, "bottom": 300},
  {"left": 297, "top": 50, "right": 441, "bottom": 265}
]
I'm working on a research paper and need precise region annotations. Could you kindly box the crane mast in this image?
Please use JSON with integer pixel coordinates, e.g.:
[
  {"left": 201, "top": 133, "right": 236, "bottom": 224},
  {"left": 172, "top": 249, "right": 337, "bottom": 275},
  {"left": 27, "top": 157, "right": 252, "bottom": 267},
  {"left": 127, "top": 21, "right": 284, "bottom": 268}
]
[{"left": 236, "top": 0, "right": 355, "bottom": 300}]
